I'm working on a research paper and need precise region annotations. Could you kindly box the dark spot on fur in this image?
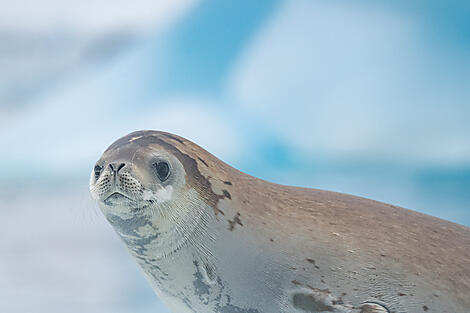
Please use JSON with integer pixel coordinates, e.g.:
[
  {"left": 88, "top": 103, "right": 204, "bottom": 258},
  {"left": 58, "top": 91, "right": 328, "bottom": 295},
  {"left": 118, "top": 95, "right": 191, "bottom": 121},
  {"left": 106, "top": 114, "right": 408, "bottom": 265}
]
[
  {"left": 105, "top": 213, "right": 161, "bottom": 256},
  {"left": 228, "top": 213, "right": 243, "bottom": 231},
  {"left": 291, "top": 280, "right": 302, "bottom": 285},
  {"left": 398, "top": 292, "right": 406, "bottom": 296},
  {"left": 423, "top": 305, "right": 429, "bottom": 311},
  {"left": 292, "top": 293, "right": 334, "bottom": 312},
  {"left": 224, "top": 181, "right": 232, "bottom": 185},
  {"left": 192, "top": 261, "right": 210, "bottom": 304},
  {"left": 198, "top": 157, "right": 208, "bottom": 167},
  {"left": 270, "top": 238, "right": 274, "bottom": 242},
  {"left": 306, "top": 285, "right": 329, "bottom": 294},
  {"left": 223, "top": 189, "right": 231, "bottom": 199},
  {"left": 306, "top": 258, "right": 320, "bottom": 269},
  {"left": 161, "top": 133, "right": 185, "bottom": 144}
]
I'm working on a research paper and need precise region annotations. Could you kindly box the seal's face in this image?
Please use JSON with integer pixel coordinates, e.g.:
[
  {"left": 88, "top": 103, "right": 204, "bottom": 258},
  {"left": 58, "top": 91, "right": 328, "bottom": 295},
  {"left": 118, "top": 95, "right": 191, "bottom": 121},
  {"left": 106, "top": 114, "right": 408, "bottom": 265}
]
[
  {"left": 89, "top": 132, "right": 186, "bottom": 219},
  {"left": 89, "top": 131, "right": 218, "bottom": 260}
]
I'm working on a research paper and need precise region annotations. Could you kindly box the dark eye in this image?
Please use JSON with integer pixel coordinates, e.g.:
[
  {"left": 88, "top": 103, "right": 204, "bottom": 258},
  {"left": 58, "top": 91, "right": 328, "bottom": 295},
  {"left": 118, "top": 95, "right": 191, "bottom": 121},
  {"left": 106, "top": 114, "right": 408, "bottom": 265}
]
[
  {"left": 94, "top": 165, "right": 102, "bottom": 179},
  {"left": 154, "top": 161, "right": 170, "bottom": 181}
]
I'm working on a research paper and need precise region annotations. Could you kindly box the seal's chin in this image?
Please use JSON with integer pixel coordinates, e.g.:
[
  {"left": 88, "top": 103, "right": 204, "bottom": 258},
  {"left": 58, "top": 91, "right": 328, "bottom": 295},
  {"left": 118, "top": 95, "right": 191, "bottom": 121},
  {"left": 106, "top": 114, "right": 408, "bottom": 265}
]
[{"left": 104, "top": 192, "right": 135, "bottom": 206}]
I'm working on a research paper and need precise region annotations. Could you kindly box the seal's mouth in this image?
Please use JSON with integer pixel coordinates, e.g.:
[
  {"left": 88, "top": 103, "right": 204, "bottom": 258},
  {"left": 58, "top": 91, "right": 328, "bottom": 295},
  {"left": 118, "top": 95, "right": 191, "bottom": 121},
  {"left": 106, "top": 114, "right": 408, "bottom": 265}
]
[{"left": 104, "top": 192, "right": 134, "bottom": 206}]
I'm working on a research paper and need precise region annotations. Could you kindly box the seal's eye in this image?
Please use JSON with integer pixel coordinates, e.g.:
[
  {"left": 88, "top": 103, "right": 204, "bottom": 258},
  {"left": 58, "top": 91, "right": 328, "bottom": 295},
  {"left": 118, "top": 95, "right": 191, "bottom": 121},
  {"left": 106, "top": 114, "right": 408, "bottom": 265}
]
[
  {"left": 154, "top": 161, "right": 170, "bottom": 181},
  {"left": 94, "top": 165, "right": 102, "bottom": 179}
]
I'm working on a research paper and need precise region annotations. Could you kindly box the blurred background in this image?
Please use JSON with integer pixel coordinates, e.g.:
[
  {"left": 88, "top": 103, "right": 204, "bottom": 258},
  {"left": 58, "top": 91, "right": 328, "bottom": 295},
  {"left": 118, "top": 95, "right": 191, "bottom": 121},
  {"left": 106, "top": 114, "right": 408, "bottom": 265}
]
[{"left": 1, "top": 0, "right": 469, "bottom": 312}]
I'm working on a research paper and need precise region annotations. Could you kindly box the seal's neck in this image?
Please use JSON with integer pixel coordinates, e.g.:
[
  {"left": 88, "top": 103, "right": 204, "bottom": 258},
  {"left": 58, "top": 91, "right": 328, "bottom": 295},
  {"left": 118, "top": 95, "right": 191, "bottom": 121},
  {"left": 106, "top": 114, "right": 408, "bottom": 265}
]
[
  {"left": 103, "top": 188, "right": 215, "bottom": 262},
  {"left": 102, "top": 189, "right": 222, "bottom": 312}
]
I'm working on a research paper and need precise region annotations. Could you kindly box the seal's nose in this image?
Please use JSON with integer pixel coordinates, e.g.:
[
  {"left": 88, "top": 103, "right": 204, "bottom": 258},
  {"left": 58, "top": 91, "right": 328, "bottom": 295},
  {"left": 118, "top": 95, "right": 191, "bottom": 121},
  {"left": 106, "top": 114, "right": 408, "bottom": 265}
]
[{"left": 109, "top": 162, "right": 126, "bottom": 174}]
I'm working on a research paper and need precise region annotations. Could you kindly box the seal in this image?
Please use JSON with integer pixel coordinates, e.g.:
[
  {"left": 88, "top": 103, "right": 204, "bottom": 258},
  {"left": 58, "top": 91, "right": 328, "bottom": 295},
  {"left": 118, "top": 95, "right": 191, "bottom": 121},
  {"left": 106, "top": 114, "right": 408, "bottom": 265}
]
[{"left": 89, "top": 130, "right": 470, "bottom": 313}]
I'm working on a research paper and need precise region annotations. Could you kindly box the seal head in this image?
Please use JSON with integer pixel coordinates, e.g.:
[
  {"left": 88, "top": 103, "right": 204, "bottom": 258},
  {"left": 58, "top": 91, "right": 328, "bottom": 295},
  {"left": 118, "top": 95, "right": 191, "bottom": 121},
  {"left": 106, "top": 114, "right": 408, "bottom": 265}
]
[
  {"left": 89, "top": 131, "right": 207, "bottom": 261},
  {"left": 90, "top": 132, "right": 186, "bottom": 214}
]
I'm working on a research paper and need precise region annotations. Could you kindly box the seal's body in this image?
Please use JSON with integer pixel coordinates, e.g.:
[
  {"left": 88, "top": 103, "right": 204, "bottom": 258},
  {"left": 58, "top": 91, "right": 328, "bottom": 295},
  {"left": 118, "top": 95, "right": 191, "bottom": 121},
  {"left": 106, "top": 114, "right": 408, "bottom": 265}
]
[{"left": 90, "top": 130, "right": 470, "bottom": 313}]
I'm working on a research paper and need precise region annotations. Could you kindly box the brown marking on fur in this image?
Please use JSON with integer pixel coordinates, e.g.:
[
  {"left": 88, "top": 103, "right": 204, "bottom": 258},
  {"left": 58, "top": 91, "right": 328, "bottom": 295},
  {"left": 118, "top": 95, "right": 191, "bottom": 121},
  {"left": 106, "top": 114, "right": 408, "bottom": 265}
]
[
  {"left": 306, "top": 258, "right": 320, "bottom": 269},
  {"left": 289, "top": 285, "right": 339, "bottom": 312},
  {"left": 228, "top": 213, "right": 243, "bottom": 231},
  {"left": 161, "top": 133, "right": 185, "bottom": 144},
  {"left": 222, "top": 189, "right": 231, "bottom": 200},
  {"left": 292, "top": 292, "right": 335, "bottom": 312},
  {"left": 198, "top": 157, "right": 208, "bottom": 167},
  {"left": 151, "top": 138, "right": 220, "bottom": 211},
  {"left": 306, "top": 285, "right": 330, "bottom": 294}
]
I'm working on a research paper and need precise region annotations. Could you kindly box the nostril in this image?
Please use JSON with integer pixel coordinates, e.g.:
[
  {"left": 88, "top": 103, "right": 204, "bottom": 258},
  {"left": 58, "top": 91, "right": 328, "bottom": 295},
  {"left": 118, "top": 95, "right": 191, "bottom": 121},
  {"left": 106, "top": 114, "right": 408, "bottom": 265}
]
[
  {"left": 117, "top": 163, "right": 126, "bottom": 172},
  {"left": 109, "top": 163, "right": 126, "bottom": 173}
]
